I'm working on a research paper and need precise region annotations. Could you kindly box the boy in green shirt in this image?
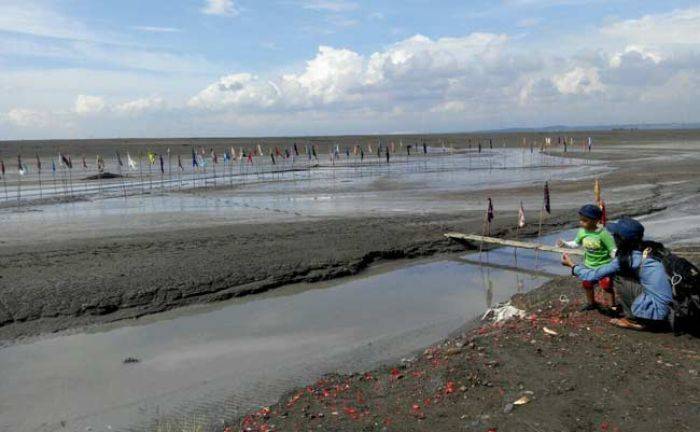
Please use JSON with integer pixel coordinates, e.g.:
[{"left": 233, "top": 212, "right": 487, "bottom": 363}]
[{"left": 557, "top": 204, "right": 617, "bottom": 312}]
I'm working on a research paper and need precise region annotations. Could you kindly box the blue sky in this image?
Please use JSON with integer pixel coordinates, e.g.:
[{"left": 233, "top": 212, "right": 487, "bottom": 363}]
[{"left": 1, "top": 0, "right": 699, "bottom": 139}]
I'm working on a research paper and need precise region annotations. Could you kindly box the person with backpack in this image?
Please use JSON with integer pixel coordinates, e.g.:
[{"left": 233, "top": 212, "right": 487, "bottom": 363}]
[{"left": 561, "top": 217, "right": 674, "bottom": 331}]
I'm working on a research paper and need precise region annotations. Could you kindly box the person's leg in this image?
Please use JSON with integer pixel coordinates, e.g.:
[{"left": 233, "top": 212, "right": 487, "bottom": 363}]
[
  {"left": 597, "top": 277, "right": 622, "bottom": 317},
  {"left": 581, "top": 280, "right": 598, "bottom": 311},
  {"left": 610, "top": 278, "right": 645, "bottom": 330}
]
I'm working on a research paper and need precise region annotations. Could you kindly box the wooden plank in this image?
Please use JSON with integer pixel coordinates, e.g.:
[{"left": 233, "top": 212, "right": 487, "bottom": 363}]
[{"left": 444, "top": 232, "right": 585, "bottom": 256}]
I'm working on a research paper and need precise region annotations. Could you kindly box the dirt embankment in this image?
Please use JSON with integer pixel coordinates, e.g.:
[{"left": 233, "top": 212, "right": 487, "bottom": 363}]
[{"left": 231, "top": 277, "right": 700, "bottom": 432}]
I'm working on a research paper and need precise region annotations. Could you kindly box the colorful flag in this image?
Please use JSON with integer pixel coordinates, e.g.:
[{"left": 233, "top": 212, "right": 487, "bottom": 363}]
[
  {"left": 147, "top": 151, "right": 157, "bottom": 165},
  {"left": 60, "top": 152, "right": 72, "bottom": 168},
  {"left": 127, "top": 152, "right": 136, "bottom": 170},
  {"left": 17, "top": 155, "right": 26, "bottom": 176},
  {"left": 518, "top": 202, "right": 526, "bottom": 228},
  {"left": 594, "top": 178, "right": 601, "bottom": 204},
  {"left": 544, "top": 182, "right": 551, "bottom": 214},
  {"left": 487, "top": 198, "right": 494, "bottom": 223}
]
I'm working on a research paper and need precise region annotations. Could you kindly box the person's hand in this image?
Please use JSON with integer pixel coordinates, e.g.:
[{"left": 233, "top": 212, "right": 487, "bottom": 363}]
[
  {"left": 556, "top": 239, "right": 565, "bottom": 247},
  {"left": 561, "top": 253, "right": 575, "bottom": 268}
]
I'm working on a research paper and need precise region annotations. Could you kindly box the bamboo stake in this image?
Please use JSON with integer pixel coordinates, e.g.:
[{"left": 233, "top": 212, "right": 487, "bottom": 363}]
[{"left": 444, "top": 233, "right": 584, "bottom": 256}]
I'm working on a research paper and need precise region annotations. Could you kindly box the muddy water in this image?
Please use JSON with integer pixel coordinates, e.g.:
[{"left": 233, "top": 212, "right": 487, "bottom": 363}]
[{"left": 0, "top": 231, "right": 571, "bottom": 432}]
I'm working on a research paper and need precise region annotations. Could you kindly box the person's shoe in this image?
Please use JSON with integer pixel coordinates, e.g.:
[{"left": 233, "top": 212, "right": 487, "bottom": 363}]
[
  {"left": 599, "top": 306, "right": 622, "bottom": 318},
  {"left": 580, "top": 303, "right": 599, "bottom": 312}
]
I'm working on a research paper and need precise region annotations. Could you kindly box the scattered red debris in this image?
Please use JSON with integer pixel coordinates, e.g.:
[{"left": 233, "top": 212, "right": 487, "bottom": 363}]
[{"left": 390, "top": 367, "right": 404, "bottom": 379}]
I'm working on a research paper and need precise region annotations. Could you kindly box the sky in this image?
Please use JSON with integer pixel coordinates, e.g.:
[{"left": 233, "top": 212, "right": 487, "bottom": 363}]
[{"left": 1, "top": 0, "right": 699, "bottom": 139}]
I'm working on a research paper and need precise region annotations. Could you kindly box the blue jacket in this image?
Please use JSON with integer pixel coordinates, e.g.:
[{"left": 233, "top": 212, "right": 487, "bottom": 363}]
[{"left": 573, "top": 250, "right": 673, "bottom": 321}]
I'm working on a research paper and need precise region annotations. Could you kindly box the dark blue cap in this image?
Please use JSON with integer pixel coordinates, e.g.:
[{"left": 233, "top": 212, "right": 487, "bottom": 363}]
[
  {"left": 606, "top": 217, "right": 645, "bottom": 241},
  {"left": 578, "top": 204, "right": 603, "bottom": 221}
]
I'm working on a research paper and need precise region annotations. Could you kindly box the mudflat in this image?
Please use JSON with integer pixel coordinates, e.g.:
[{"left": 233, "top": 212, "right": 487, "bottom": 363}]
[{"left": 0, "top": 132, "right": 699, "bottom": 343}]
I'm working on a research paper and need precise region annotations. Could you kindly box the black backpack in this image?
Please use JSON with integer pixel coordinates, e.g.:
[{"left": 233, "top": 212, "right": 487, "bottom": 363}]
[{"left": 640, "top": 241, "right": 700, "bottom": 335}]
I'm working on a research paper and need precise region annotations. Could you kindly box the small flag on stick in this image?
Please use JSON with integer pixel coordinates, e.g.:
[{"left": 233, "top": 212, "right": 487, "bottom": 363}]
[
  {"left": 192, "top": 148, "right": 198, "bottom": 168},
  {"left": 594, "top": 178, "right": 601, "bottom": 205},
  {"left": 518, "top": 202, "right": 526, "bottom": 228},
  {"left": 487, "top": 197, "right": 494, "bottom": 223},
  {"left": 17, "top": 155, "right": 25, "bottom": 175},
  {"left": 127, "top": 152, "right": 136, "bottom": 170}
]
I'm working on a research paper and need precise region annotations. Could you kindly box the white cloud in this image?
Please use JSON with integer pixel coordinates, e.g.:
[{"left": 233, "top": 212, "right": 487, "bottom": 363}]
[
  {"left": 0, "top": 1, "right": 94, "bottom": 41},
  {"left": 188, "top": 33, "right": 511, "bottom": 113},
  {"left": 202, "top": 0, "right": 239, "bottom": 17},
  {"left": 3, "top": 108, "right": 51, "bottom": 128},
  {"left": 300, "top": 1, "right": 359, "bottom": 12},
  {"left": 74, "top": 95, "right": 106, "bottom": 115},
  {"left": 114, "top": 96, "right": 166, "bottom": 115},
  {"left": 188, "top": 73, "right": 280, "bottom": 109},
  {"left": 552, "top": 67, "right": 604, "bottom": 95},
  {"left": 430, "top": 101, "right": 467, "bottom": 113},
  {"left": 601, "top": 7, "right": 700, "bottom": 47},
  {"left": 517, "top": 17, "right": 541, "bottom": 28},
  {"left": 609, "top": 45, "right": 662, "bottom": 68},
  {"left": 132, "top": 26, "right": 181, "bottom": 33}
]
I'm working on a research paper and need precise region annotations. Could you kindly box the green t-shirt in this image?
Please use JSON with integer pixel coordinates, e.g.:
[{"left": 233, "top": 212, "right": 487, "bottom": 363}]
[{"left": 574, "top": 228, "right": 616, "bottom": 268}]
